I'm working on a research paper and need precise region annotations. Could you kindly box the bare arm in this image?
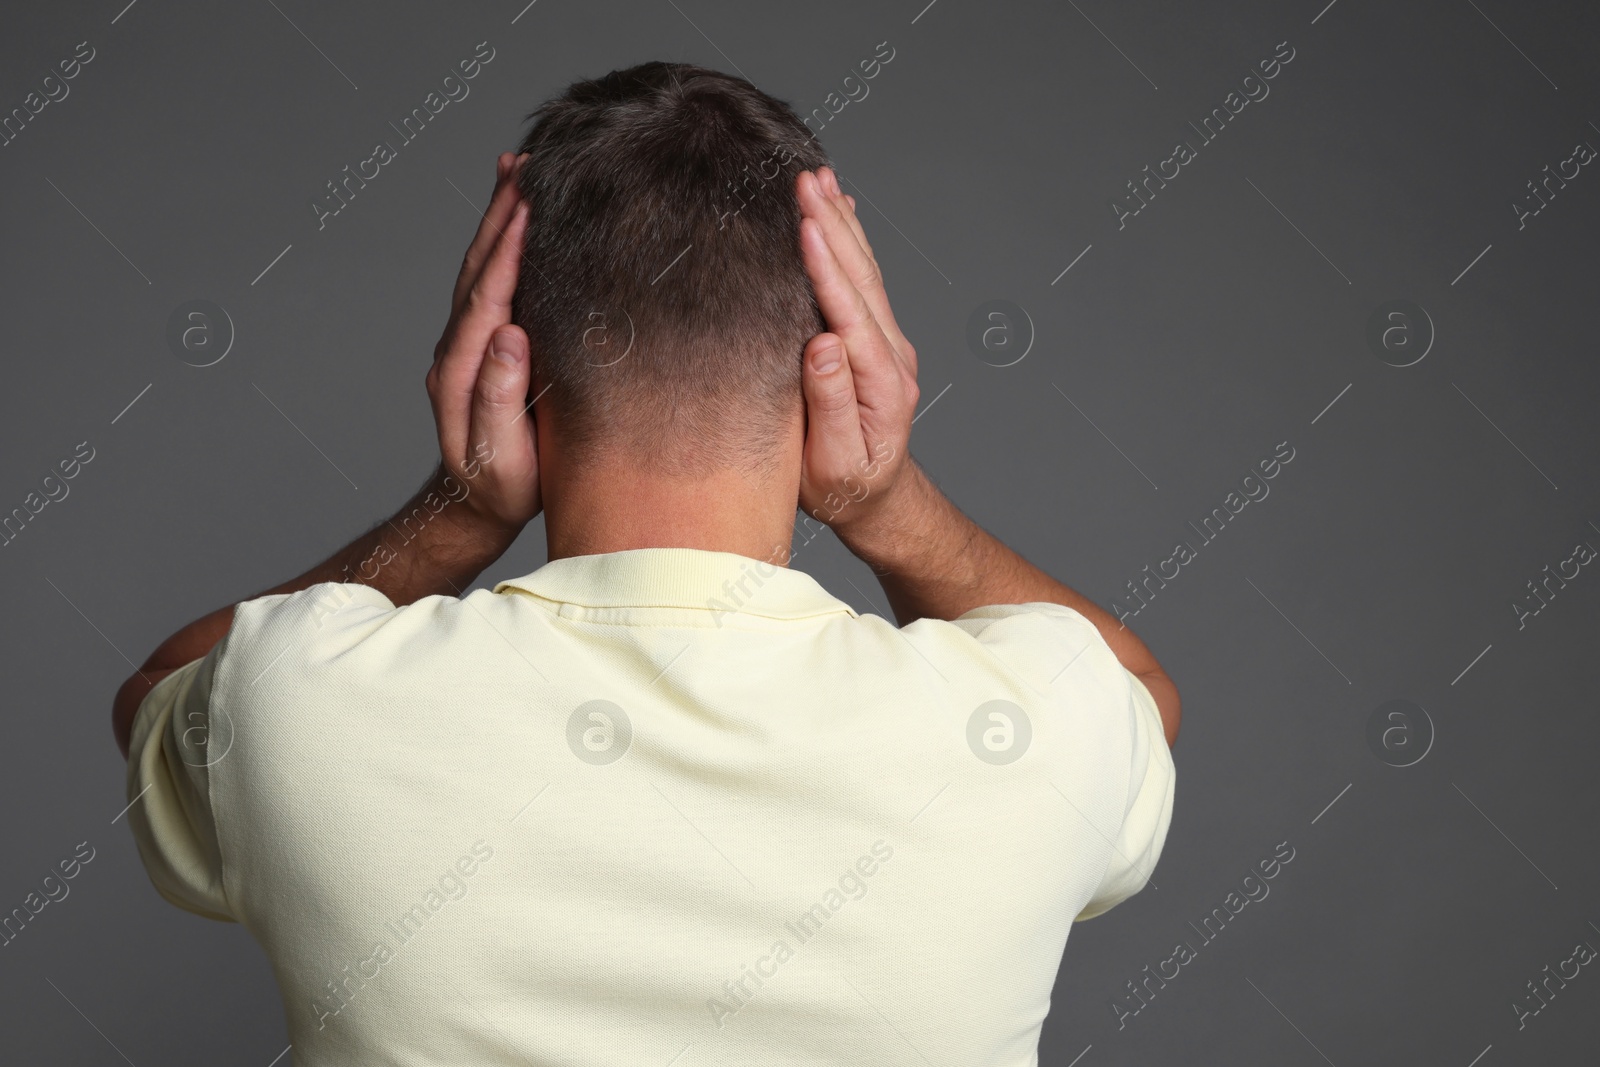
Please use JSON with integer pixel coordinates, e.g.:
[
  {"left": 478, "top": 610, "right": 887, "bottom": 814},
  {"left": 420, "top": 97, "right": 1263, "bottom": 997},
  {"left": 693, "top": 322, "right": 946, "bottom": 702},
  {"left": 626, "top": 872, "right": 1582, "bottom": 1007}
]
[
  {"left": 840, "top": 459, "right": 1179, "bottom": 745},
  {"left": 793, "top": 167, "right": 1179, "bottom": 746},
  {"left": 113, "top": 152, "right": 543, "bottom": 757},
  {"left": 110, "top": 468, "right": 518, "bottom": 758}
]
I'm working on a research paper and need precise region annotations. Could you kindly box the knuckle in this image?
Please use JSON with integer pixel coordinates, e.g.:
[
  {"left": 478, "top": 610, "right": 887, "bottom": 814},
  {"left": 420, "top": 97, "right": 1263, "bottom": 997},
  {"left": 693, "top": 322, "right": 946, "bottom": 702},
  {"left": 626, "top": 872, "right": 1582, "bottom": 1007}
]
[
  {"left": 847, "top": 287, "right": 875, "bottom": 324},
  {"left": 473, "top": 377, "right": 512, "bottom": 406},
  {"left": 476, "top": 373, "right": 519, "bottom": 407},
  {"left": 813, "top": 382, "right": 856, "bottom": 417}
]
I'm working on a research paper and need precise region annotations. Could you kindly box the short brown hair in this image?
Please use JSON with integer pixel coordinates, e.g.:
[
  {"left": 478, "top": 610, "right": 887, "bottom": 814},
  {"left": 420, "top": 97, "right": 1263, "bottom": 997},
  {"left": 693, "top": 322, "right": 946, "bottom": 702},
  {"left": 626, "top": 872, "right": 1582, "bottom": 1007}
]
[{"left": 512, "top": 62, "right": 830, "bottom": 475}]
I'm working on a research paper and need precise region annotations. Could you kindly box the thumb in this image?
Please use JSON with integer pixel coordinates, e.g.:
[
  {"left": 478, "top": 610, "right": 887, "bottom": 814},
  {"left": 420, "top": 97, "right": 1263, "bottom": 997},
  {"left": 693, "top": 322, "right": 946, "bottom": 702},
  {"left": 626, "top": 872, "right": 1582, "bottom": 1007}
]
[
  {"left": 466, "top": 324, "right": 532, "bottom": 467},
  {"left": 801, "top": 332, "right": 866, "bottom": 481}
]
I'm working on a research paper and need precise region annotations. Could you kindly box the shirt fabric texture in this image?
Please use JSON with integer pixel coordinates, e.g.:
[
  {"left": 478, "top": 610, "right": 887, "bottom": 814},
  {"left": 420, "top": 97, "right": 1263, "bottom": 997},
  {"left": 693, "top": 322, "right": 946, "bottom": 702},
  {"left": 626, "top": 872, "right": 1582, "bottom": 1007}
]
[{"left": 126, "top": 547, "right": 1175, "bottom": 1066}]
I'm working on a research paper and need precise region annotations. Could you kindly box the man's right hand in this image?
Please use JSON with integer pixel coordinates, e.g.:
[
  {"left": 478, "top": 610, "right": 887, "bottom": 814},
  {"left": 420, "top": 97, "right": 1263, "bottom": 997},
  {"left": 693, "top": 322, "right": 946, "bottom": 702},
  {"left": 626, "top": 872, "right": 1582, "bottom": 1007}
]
[
  {"left": 425, "top": 151, "right": 541, "bottom": 544},
  {"left": 795, "top": 167, "right": 923, "bottom": 549}
]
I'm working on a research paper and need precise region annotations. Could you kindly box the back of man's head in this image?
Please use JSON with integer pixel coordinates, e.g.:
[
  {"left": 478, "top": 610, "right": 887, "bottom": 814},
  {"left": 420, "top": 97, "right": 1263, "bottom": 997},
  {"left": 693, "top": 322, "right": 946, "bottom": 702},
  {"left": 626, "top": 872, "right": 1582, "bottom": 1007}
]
[{"left": 512, "top": 62, "right": 830, "bottom": 477}]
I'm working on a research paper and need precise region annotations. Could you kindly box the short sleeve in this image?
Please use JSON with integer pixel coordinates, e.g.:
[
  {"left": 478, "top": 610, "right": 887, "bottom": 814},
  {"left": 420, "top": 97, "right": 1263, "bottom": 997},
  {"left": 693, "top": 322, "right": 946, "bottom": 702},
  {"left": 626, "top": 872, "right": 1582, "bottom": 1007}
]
[
  {"left": 943, "top": 601, "right": 1176, "bottom": 922},
  {"left": 121, "top": 581, "right": 397, "bottom": 923},
  {"left": 1075, "top": 671, "right": 1175, "bottom": 921},
  {"left": 124, "top": 640, "right": 235, "bottom": 923}
]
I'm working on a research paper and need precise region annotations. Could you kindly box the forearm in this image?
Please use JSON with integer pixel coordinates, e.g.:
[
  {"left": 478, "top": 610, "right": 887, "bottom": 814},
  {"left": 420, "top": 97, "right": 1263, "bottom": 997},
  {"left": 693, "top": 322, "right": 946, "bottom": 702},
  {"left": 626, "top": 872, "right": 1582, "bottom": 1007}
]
[
  {"left": 112, "top": 465, "right": 514, "bottom": 756},
  {"left": 840, "top": 456, "right": 1174, "bottom": 687}
]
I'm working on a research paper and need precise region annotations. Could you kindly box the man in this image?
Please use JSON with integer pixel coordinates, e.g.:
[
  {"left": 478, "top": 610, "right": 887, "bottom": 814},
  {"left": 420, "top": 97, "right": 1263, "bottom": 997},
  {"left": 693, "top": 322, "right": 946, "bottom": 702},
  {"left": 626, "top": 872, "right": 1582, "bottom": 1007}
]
[{"left": 115, "top": 62, "right": 1178, "bottom": 1066}]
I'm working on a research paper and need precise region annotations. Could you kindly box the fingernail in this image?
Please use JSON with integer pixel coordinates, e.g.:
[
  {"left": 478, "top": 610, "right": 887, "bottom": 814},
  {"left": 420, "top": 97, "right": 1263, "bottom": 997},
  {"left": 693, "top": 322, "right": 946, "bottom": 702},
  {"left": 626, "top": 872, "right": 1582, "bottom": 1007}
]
[
  {"left": 493, "top": 334, "right": 521, "bottom": 364},
  {"left": 812, "top": 346, "right": 840, "bottom": 374}
]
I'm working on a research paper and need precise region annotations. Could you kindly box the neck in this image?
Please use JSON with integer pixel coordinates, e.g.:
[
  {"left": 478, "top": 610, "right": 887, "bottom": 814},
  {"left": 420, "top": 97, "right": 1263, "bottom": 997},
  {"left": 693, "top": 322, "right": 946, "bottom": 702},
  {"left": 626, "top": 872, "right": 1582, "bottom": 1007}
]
[{"left": 541, "top": 454, "right": 800, "bottom": 567}]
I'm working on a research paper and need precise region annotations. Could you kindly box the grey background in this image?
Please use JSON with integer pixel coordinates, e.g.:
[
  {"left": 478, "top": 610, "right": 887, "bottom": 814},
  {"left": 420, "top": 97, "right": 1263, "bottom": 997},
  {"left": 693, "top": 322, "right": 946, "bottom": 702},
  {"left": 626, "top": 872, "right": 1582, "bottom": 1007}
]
[{"left": 3, "top": 0, "right": 1597, "bottom": 1063}]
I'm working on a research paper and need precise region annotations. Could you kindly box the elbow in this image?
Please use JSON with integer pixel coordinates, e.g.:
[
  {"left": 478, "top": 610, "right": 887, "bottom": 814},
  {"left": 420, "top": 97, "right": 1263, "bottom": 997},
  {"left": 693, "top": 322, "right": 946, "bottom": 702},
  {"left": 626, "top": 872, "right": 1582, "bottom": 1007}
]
[
  {"left": 112, "top": 670, "right": 156, "bottom": 760},
  {"left": 1141, "top": 669, "right": 1181, "bottom": 748},
  {"left": 113, "top": 661, "right": 188, "bottom": 759}
]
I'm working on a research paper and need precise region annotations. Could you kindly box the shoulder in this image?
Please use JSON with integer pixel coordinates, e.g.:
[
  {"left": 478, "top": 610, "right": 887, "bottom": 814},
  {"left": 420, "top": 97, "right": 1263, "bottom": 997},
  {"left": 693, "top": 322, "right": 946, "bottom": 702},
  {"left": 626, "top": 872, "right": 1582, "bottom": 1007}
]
[
  {"left": 213, "top": 582, "right": 410, "bottom": 698},
  {"left": 218, "top": 582, "right": 523, "bottom": 696},
  {"left": 228, "top": 580, "right": 397, "bottom": 653},
  {"left": 905, "top": 601, "right": 1125, "bottom": 695},
  {"left": 940, "top": 600, "right": 1100, "bottom": 646}
]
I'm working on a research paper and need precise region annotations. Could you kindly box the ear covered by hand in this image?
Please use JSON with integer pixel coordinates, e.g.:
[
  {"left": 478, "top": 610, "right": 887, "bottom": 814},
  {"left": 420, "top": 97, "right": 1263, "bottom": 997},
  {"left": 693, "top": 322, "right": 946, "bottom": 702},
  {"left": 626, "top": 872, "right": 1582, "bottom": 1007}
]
[
  {"left": 423, "top": 157, "right": 926, "bottom": 545},
  {"left": 424, "top": 151, "right": 543, "bottom": 539},
  {"left": 795, "top": 166, "right": 921, "bottom": 537}
]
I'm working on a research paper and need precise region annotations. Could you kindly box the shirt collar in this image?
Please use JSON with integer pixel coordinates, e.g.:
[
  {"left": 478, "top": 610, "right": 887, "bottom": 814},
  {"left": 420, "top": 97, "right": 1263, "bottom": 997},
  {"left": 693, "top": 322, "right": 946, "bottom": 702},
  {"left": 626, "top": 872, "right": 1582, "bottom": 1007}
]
[{"left": 493, "top": 547, "right": 859, "bottom": 622}]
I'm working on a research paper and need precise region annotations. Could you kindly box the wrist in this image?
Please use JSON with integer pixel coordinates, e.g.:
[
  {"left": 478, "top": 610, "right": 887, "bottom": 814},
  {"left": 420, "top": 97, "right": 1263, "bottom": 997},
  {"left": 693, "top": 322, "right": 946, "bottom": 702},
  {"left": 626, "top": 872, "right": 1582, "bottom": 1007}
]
[
  {"left": 839, "top": 462, "right": 996, "bottom": 626},
  {"left": 422, "top": 466, "right": 522, "bottom": 566},
  {"left": 372, "top": 466, "right": 516, "bottom": 591},
  {"left": 834, "top": 458, "right": 943, "bottom": 572}
]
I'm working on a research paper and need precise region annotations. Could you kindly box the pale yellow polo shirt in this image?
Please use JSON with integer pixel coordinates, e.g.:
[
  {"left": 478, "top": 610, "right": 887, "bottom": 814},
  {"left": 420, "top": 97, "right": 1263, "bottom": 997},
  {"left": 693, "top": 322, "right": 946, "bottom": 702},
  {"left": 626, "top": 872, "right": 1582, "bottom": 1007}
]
[{"left": 126, "top": 547, "right": 1174, "bottom": 1067}]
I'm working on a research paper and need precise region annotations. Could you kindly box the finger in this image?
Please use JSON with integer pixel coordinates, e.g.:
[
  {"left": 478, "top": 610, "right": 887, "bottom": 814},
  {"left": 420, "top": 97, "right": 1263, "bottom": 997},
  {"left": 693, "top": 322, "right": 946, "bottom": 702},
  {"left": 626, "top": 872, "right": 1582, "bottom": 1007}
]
[
  {"left": 800, "top": 332, "right": 867, "bottom": 488},
  {"left": 825, "top": 181, "right": 916, "bottom": 379},
  {"left": 799, "top": 173, "right": 908, "bottom": 363},
  {"left": 432, "top": 199, "right": 530, "bottom": 459},
  {"left": 815, "top": 169, "right": 874, "bottom": 262},
  {"left": 467, "top": 324, "right": 536, "bottom": 473},
  {"left": 452, "top": 153, "right": 529, "bottom": 314},
  {"left": 827, "top": 182, "right": 875, "bottom": 267},
  {"left": 799, "top": 216, "right": 901, "bottom": 404},
  {"left": 799, "top": 172, "right": 877, "bottom": 298},
  {"left": 451, "top": 160, "right": 518, "bottom": 313},
  {"left": 467, "top": 196, "right": 528, "bottom": 320},
  {"left": 825, "top": 186, "right": 900, "bottom": 356},
  {"left": 452, "top": 154, "right": 525, "bottom": 307}
]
